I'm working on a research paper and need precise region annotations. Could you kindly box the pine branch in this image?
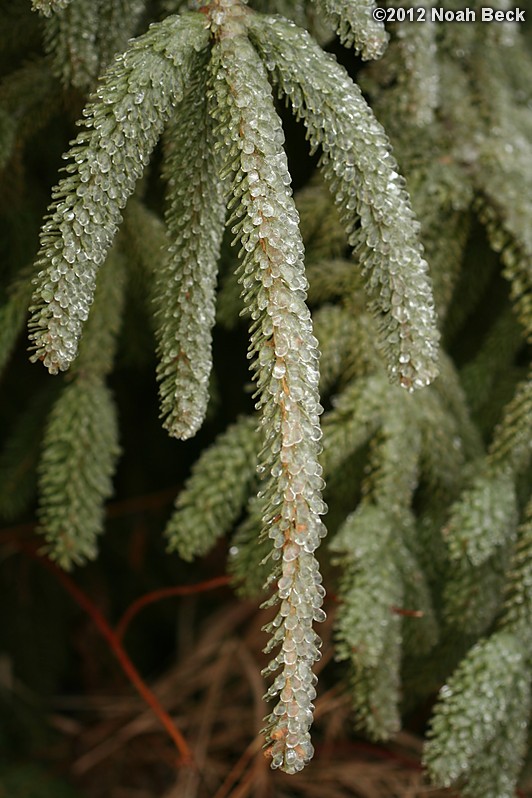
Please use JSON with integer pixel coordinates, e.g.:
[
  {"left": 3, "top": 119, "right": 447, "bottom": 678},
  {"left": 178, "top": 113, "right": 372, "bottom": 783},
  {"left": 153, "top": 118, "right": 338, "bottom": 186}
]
[
  {"left": 443, "top": 467, "right": 518, "bottom": 568},
  {"left": 36, "top": 375, "right": 120, "bottom": 568},
  {"left": 0, "top": 266, "right": 35, "bottom": 377},
  {"left": 36, "top": 251, "right": 125, "bottom": 567},
  {"left": 501, "top": 496, "right": 532, "bottom": 643},
  {"left": 111, "top": 202, "right": 163, "bottom": 365},
  {"left": 32, "top": 0, "right": 72, "bottom": 15},
  {"left": 309, "top": 274, "right": 384, "bottom": 395},
  {"left": 312, "top": 304, "right": 372, "bottom": 394},
  {"left": 121, "top": 198, "right": 168, "bottom": 283},
  {"left": 333, "top": 508, "right": 405, "bottom": 740},
  {"left": 97, "top": 0, "right": 147, "bottom": 79},
  {"left": 43, "top": 0, "right": 101, "bottom": 90},
  {"left": 401, "top": 150, "right": 472, "bottom": 323},
  {"left": 72, "top": 248, "right": 127, "bottom": 376},
  {"left": 442, "top": 370, "right": 531, "bottom": 574},
  {"left": 388, "top": 5, "right": 439, "bottom": 128},
  {"left": 473, "top": 124, "right": 532, "bottom": 342},
  {"left": 248, "top": 15, "right": 440, "bottom": 391},
  {"left": 424, "top": 630, "right": 528, "bottom": 792},
  {"left": 360, "top": 398, "right": 421, "bottom": 513},
  {"left": 43, "top": 0, "right": 147, "bottom": 91},
  {"left": 459, "top": 679, "right": 531, "bottom": 798},
  {"left": 228, "top": 495, "right": 272, "bottom": 597},
  {"left": 433, "top": 353, "right": 483, "bottom": 460},
  {"left": 28, "top": 12, "right": 210, "bottom": 375},
  {"left": 415, "top": 388, "right": 468, "bottom": 505},
  {"left": 361, "top": 0, "right": 439, "bottom": 129},
  {"left": 443, "top": 552, "right": 509, "bottom": 637},
  {"left": 489, "top": 368, "right": 532, "bottom": 477},
  {"left": 0, "top": 385, "right": 59, "bottom": 521},
  {"left": 320, "top": 374, "right": 389, "bottom": 476},
  {"left": 165, "top": 416, "right": 260, "bottom": 560},
  {"left": 330, "top": 395, "right": 423, "bottom": 738},
  {"left": 394, "top": 532, "right": 439, "bottom": 657},
  {"left": 332, "top": 505, "right": 402, "bottom": 671},
  {"left": 210, "top": 29, "right": 326, "bottom": 773},
  {"left": 155, "top": 66, "right": 226, "bottom": 439},
  {"left": 347, "top": 624, "right": 402, "bottom": 741},
  {"left": 309, "top": 0, "right": 388, "bottom": 59}
]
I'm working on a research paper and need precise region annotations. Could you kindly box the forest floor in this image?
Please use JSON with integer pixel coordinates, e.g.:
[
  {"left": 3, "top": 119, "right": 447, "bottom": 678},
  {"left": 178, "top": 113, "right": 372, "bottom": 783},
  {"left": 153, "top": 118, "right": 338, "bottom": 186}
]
[
  {"left": 2, "top": 521, "right": 531, "bottom": 798},
  {"left": 40, "top": 591, "right": 531, "bottom": 798}
]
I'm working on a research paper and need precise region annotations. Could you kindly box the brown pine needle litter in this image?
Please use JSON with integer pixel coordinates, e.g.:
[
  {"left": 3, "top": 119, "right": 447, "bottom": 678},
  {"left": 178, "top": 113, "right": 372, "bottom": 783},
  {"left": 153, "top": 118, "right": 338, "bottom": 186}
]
[{"left": 45, "top": 596, "right": 475, "bottom": 798}]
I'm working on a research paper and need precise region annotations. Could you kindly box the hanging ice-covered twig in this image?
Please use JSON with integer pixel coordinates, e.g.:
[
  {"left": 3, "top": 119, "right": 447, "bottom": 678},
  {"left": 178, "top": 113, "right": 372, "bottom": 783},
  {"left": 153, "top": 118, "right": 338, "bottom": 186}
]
[
  {"left": 155, "top": 67, "right": 226, "bottom": 439},
  {"left": 36, "top": 251, "right": 126, "bottom": 568},
  {"left": 310, "top": 0, "right": 388, "bottom": 59},
  {"left": 248, "top": 15, "right": 440, "bottom": 391},
  {"left": 28, "top": 12, "right": 210, "bottom": 374},
  {"left": 31, "top": 0, "right": 72, "bottom": 16},
  {"left": 210, "top": 26, "right": 326, "bottom": 774}
]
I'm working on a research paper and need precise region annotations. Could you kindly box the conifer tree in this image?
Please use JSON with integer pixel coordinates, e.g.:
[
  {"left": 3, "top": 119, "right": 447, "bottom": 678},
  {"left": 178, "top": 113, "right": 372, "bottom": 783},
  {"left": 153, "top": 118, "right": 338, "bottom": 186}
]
[{"left": 0, "top": 0, "right": 531, "bottom": 793}]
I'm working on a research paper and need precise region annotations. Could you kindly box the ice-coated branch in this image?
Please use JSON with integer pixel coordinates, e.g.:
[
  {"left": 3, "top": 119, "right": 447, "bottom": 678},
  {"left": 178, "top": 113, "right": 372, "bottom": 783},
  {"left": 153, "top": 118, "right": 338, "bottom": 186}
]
[
  {"left": 165, "top": 416, "right": 260, "bottom": 559},
  {"left": 501, "top": 497, "right": 532, "bottom": 639},
  {"left": 210, "top": 29, "right": 326, "bottom": 773},
  {"left": 424, "top": 630, "right": 530, "bottom": 794},
  {"left": 155, "top": 68, "right": 226, "bottom": 439},
  {"left": 248, "top": 15, "right": 440, "bottom": 391},
  {"left": 36, "top": 250, "right": 126, "bottom": 568},
  {"left": 28, "top": 12, "right": 210, "bottom": 375},
  {"left": 31, "top": 0, "right": 72, "bottom": 15},
  {"left": 310, "top": 0, "right": 388, "bottom": 59},
  {"left": 37, "top": 376, "right": 120, "bottom": 569}
]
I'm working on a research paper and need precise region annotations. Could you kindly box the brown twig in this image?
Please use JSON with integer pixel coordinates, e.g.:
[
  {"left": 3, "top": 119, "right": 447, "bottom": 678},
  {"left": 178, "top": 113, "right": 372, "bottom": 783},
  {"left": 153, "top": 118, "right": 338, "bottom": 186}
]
[
  {"left": 115, "top": 575, "right": 231, "bottom": 640},
  {"left": 391, "top": 605, "right": 425, "bottom": 619},
  {"left": 18, "top": 543, "right": 194, "bottom": 769}
]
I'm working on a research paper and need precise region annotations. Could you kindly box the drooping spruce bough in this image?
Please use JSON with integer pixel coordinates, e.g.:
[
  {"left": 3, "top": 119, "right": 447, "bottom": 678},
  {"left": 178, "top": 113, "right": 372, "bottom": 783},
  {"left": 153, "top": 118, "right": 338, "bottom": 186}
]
[
  {"left": 0, "top": 0, "right": 530, "bottom": 791},
  {"left": 25, "top": 0, "right": 438, "bottom": 774}
]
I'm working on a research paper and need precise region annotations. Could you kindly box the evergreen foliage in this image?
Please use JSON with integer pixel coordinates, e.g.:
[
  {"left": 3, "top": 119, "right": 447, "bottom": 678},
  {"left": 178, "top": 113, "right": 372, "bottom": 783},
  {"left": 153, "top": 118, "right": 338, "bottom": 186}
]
[
  {"left": 210, "top": 28, "right": 327, "bottom": 770},
  {"left": 310, "top": 0, "right": 388, "bottom": 58},
  {"left": 156, "top": 66, "right": 225, "bottom": 440},
  {"left": 424, "top": 630, "right": 531, "bottom": 798},
  {"left": 165, "top": 415, "right": 259, "bottom": 560},
  {"left": 28, "top": 11, "right": 210, "bottom": 374},
  {"left": 0, "top": 0, "right": 531, "bottom": 792},
  {"left": 247, "top": 14, "right": 440, "bottom": 390},
  {"left": 0, "top": 384, "right": 58, "bottom": 520},
  {"left": 0, "top": 267, "right": 35, "bottom": 375},
  {"left": 35, "top": 250, "right": 125, "bottom": 567},
  {"left": 36, "top": 374, "right": 119, "bottom": 568}
]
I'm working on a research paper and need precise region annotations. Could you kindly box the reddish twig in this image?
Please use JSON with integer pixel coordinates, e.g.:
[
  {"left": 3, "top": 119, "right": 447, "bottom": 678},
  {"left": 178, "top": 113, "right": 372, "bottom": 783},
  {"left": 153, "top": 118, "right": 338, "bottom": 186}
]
[
  {"left": 20, "top": 544, "right": 194, "bottom": 769},
  {"left": 391, "top": 605, "right": 425, "bottom": 618},
  {"left": 115, "top": 575, "right": 231, "bottom": 641}
]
